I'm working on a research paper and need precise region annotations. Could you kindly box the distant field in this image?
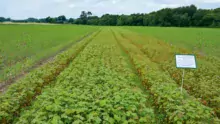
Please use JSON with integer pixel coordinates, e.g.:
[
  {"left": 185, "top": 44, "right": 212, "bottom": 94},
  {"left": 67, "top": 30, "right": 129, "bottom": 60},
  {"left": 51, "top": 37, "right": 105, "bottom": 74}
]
[
  {"left": 124, "top": 27, "right": 220, "bottom": 57},
  {"left": 0, "top": 22, "right": 59, "bottom": 25},
  {"left": 0, "top": 24, "right": 98, "bottom": 82}
]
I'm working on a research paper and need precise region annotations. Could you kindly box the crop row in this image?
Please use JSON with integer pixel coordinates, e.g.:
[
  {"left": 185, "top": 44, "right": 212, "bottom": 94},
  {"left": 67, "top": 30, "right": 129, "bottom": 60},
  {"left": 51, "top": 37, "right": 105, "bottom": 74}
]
[
  {"left": 112, "top": 29, "right": 218, "bottom": 123},
  {"left": 118, "top": 29, "right": 220, "bottom": 118},
  {"left": 15, "top": 29, "right": 156, "bottom": 123},
  {"left": 0, "top": 30, "right": 101, "bottom": 123},
  {"left": 161, "top": 59, "right": 220, "bottom": 117}
]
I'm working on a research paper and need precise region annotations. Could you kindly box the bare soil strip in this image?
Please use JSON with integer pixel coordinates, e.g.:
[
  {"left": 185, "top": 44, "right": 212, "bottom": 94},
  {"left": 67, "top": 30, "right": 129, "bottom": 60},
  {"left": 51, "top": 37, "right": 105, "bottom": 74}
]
[
  {"left": 0, "top": 31, "right": 96, "bottom": 93},
  {"left": 0, "top": 30, "right": 101, "bottom": 124}
]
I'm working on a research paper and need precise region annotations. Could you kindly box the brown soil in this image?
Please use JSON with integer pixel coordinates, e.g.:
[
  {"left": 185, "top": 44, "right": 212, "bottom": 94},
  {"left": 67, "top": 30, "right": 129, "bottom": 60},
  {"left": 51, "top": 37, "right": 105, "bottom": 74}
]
[{"left": 0, "top": 32, "right": 94, "bottom": 94}]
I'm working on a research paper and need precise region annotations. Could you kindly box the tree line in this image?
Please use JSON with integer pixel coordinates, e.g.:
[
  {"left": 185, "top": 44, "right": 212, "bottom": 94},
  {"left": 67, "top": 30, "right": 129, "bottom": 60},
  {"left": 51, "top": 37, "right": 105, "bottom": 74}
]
[{"left": 1, "top": 5, "right": 219, "bottom": 27}]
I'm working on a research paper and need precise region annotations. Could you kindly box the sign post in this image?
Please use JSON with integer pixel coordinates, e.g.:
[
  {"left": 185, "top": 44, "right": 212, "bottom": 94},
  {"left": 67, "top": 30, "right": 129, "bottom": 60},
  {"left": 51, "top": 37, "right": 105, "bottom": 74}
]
[{"left": 175, "top": 54, "right": 197, "bottom": 94}]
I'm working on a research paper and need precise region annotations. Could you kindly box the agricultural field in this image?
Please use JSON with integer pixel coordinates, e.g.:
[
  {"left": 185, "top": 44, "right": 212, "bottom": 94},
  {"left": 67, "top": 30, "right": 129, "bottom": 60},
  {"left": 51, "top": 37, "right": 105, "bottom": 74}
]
[
  {"left": 0, "top": 24, "right": 98, "bottom": 83},
  {"left": 0, "top": 25, "right": 219, "bottom": 123},
  {"left": 124, "top": 27, "right": 220, "bottom": 57}
]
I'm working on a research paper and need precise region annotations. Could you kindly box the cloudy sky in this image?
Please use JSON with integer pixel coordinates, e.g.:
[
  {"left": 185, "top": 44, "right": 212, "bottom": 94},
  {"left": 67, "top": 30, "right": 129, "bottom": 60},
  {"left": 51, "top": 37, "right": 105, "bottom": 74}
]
[{"left": 0, "top": 0, "right": 220, "bottom": 19}]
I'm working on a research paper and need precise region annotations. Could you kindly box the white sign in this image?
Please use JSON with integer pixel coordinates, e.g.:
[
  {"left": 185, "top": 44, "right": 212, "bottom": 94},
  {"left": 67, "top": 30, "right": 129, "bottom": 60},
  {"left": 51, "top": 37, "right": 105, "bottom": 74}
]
[{"left": 175, "top": 55, "right": 197, "bottom": 69}]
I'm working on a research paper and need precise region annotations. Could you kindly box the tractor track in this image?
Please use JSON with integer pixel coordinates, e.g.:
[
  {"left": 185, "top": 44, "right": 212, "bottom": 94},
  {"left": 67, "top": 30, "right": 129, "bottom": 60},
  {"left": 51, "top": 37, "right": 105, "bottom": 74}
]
[
  {"left": 0, "top": 30, "right": 99, "bottom": 94},
  {"left": 0, "top": 29, "right": 101, "bottom": 123}
]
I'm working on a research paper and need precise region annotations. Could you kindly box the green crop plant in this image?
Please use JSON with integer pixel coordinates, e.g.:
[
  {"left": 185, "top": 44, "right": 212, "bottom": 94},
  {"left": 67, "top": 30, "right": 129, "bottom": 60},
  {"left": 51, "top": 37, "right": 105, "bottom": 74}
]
[
  {"left": 0, "top": 26, "right": 219, "bottom": 123},
  {"left": 0, "top": 24, "right": 98, "bottom": 82},
  {"left": 112, "top": 29, "right": 218, "bottom": 123},
  {"left": 0, "top": 30, "right": 100, "bottom": 123}
]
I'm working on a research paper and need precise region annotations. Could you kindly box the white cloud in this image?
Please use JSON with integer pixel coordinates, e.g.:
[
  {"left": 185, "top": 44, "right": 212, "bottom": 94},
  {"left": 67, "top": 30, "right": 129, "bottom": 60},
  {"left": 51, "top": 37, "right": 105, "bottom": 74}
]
[
  {"left": 202, "top": 0, "right": 220, "bottom": 3},
  {"left": 0, "top": 0, "right": 219, "bottom": 19},
  {"left": 112, "top": 0, "right": 120, "bottom": 4},
  {"left": 54, "top": 0, "right": 69, "bottom": 3},
  {"left": 69, "top": 3, "right": 76, "bottom": 8},
  {"left": 160, "top": 4, "right": 181, "bottom": 8}
]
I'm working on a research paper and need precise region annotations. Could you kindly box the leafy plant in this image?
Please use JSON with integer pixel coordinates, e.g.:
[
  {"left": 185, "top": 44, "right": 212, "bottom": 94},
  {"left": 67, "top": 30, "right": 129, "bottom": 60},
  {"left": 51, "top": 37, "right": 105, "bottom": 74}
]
[
  {"left": 15, "top": 30, "right": 156, "bottom": 123},
  {"left": 113, "top": 30, "right": 218, "bottom": 123},
  {"left": 0, "top": 31, "right": 100, "bottom": 123}
]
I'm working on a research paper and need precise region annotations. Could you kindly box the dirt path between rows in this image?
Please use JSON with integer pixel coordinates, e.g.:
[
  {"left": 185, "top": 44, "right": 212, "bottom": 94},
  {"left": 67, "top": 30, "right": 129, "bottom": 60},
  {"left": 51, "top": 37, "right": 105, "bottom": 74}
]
[{"left": 0, "top": 32, "right": 95, "bottom": 93}]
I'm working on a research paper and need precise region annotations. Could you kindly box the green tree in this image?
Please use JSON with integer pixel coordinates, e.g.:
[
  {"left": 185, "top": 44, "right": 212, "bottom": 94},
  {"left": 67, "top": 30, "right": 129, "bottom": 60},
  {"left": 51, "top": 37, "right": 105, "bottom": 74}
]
[
  {"left": 99, "top": 14, "right": 118, "bottom": 25},
  {"left": 87, "top": 11, "right": 92, "bottom": 17},
  {"left": 68, "top": 18, "right": 74, "bottom": 24},
  {"left": 45, "top": 16, "right": 53, "bottom": 23},
  {"left": 79, "top": 11, "right": 88, "bottom": 24},
  {"left": 27, "top": 18, "right": 39, "bottom": 22},
  {"left": 87, "top": 16, "right": 99, "bottom": 25},
  {"left": 0, "top": 17, "right": 5, "bottom": 22},
  {"left": 180, "top": 13, "right": 190, "bottom": 26},
  {"left": 117, "top": 15, "right": 133, "bottom": 26},
  {"left": 57, "top": 15, "right": 67, "bottom": 23}
]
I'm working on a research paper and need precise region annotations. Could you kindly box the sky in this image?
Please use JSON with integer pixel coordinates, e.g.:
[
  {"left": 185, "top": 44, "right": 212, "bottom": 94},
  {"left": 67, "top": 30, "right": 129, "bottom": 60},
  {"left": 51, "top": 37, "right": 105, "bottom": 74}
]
[{"left": 0, "top": 0, "right": 220, "bottom": 19}]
